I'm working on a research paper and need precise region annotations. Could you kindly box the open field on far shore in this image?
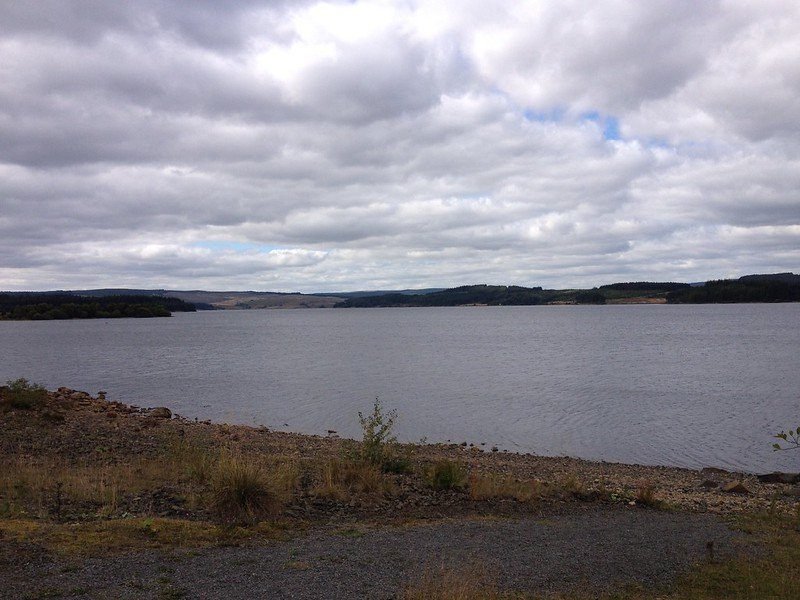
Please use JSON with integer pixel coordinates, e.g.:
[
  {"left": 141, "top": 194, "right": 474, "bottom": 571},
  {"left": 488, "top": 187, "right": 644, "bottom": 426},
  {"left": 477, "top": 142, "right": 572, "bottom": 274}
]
[{"left": 1, "top": 383, "right": 798, "bottom": 599}]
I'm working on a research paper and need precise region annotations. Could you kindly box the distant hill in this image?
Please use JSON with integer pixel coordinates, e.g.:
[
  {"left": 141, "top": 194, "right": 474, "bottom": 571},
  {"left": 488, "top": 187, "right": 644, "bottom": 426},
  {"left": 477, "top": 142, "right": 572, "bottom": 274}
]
[
  {"left": 311, "top": 288, "right": 444, "bottom": 299},
  {"left": 0, "top": 293, "right": 195, "bottom": 320},
  {"left": 667, "top": 273, "right": 800, "bottom": 304},
  {"left": 4, "top": 273, "right": 797, "bottom": 312},
  {"left": 737, "top": 272, "right": 800, "bottom": 285},
  {"left": 163, "top": 290, "right": 343, "bottom": 309}
]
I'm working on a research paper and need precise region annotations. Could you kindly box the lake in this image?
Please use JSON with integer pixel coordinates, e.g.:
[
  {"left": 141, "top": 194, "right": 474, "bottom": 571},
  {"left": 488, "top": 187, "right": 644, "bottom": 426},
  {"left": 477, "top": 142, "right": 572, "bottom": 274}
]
[{"left": 2, "top": 304, "right": 798, "bottom": 473}]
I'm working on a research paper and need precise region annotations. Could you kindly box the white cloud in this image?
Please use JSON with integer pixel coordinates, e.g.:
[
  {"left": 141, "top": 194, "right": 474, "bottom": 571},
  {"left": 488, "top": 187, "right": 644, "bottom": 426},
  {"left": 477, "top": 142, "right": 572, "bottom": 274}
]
[{"left": 0, "top": 0, "right": 797, "bottom": 291}]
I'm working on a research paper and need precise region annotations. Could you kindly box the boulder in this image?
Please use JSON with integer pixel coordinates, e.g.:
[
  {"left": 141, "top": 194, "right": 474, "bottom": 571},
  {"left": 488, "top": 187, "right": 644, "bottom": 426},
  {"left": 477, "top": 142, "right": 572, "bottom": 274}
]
[
  {"left": 149, "top": 407, "right": 172, "bottom": 419},
  {"left": 721, "top": 481, "right": 750, "bottom": 494},
  {"left": 699, "top": 479, "right": 719, "bottom": 489},
  {"left": 757, "top": 472, "right": 800, "bottom": 484}
]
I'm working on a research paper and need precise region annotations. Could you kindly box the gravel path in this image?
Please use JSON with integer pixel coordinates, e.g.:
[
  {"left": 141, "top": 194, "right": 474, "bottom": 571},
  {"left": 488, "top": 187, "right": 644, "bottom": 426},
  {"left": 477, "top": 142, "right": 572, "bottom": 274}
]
[{"left": 5, "top": 506, "right": 747, "bottom": 599}]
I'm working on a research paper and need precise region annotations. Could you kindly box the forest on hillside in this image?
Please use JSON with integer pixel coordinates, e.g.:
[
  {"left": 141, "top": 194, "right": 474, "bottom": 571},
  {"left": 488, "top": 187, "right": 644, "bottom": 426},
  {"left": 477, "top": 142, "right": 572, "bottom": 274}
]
[{"left": 0, "top": 294, "right": 197, "bottom": 320}]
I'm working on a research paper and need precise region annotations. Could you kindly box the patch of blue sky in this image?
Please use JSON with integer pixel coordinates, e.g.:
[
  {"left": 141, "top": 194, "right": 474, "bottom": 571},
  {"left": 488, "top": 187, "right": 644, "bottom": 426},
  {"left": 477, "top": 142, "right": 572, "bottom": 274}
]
[
  {"left": 522, "top": 107, "right": 565, "bottom": 123},
  {"left": 580, "top": 111, "right": 620, "bottom": 140},
  {"left": 192, "top": 240, "right": 282, "bottom": 253}
]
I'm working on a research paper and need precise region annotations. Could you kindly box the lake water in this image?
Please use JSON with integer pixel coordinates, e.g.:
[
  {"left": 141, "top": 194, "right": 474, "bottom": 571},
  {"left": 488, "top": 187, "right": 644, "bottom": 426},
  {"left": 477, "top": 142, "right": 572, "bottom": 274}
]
[{"left": 2, "top": 304, "right": 798, "bottom": 473}]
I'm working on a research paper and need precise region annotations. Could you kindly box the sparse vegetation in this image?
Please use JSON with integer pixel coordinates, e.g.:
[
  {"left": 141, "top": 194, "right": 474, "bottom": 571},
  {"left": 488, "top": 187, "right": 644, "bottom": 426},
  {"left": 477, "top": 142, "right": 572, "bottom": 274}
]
[
  {"left": 634, "top": 482, "right": 664, "bottom": 509},
  {"left": 468, "top": 473, "right": 541, "bottom": 502},
  {"left": 310, "top": 458, "right": 395, "bottom": 502},
  {"left": 428, "top": 460, "right": 468, "bottom": 490},
  {"left": 1, "top": 378, "right": 47, "bottom": 410}
]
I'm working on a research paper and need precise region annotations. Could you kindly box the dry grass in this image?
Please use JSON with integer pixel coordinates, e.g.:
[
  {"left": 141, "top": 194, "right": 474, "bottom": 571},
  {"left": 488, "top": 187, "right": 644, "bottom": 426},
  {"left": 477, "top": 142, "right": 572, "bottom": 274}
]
[
  {"left": 403, "top": 564, "right": 526, "bottom": 600},
  {"left": 468, "top": 474, "right": 542, "bottom": 503},
  {"left": 635, "top": 481, "right": 665, "bottom": 509},
  {"left": 428, "top": 460, "right": 468, "bottom": 490},
  {"left": 0, "top": 442, "right": 298, "bottom": 523},
  {"left": 0, "top": 456, "right": 176, "bottom": 518},
  {"left": 0, "top": 517, "right": 287, "bottom": 556},
  {"left": 310, "top": 458, "right": 395, "bottom": 502},
  {"left": 209, "top": 453, "right": 297, "bottom": 525}
]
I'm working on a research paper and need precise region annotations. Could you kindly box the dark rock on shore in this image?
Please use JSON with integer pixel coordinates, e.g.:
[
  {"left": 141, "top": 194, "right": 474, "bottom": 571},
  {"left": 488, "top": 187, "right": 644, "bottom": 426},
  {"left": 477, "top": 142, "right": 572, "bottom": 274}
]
[{"left": 757, "top": 472, "right": 800, "bottom": 484}]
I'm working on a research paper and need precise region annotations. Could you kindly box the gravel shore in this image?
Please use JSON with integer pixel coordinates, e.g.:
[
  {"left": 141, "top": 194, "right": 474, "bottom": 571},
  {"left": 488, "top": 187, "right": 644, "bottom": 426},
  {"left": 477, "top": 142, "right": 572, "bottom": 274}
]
[{"left": 1, "top": 387, "right": 796, "bottom": 599}]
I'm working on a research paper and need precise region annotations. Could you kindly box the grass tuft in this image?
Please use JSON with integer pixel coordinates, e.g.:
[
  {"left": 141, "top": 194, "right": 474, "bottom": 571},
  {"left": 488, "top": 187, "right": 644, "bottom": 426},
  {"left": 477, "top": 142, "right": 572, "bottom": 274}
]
[
  {"left": 311, "top": 458, "right": 395, "bottom": 502},
  {"left": 209, "top": 454, "right": 284, "bottom": 525},
  {"left": 428, "top": 460, "right": 468, "bottom": 491}
]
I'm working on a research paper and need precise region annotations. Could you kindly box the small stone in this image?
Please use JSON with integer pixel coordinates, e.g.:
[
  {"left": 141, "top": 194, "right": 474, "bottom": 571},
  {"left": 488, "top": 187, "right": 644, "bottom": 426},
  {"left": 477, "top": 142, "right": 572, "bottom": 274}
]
[
  {"left": 721, "top": 481, "right": 750, "bottom": 494},
  {"left": 149, "top": 407, "right": 172, "bottom": 419}
]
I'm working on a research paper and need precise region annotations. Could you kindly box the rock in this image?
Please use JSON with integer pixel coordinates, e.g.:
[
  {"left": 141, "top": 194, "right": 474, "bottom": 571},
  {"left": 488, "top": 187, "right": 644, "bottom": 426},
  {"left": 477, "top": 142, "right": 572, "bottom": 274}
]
[
  {"left": 149, "top": 407, "right": 172, "bottom": 419},
  {"left": 721, "top": 481, "right": 750, "bottom": 494},
  {"left": 699, "top": 479, "right": 719, "bottom": 489},
  {"left": 757, "top": 472, "right": 800, "bottom": 484},
  {"left": 701, "top": 467, "right": 730, "bottom": 475}
]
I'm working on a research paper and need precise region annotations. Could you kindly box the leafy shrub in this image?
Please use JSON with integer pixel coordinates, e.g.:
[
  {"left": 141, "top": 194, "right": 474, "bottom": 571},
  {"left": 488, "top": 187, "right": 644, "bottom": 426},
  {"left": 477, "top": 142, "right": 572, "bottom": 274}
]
[
  {"left": 209, "top": 455, "right": 279, "bottom": 525},
  {"left": 2, "top": 378, "right": 47, "bottom": 410},
  {"left": 358, "top": 397, "right": 398, "bottom": 466},
  {"left": 773, "top": 426, "right": 800, "bottom": 451},
  {"left": 428, "top": 460, "right": 468, "bottom": 490}
]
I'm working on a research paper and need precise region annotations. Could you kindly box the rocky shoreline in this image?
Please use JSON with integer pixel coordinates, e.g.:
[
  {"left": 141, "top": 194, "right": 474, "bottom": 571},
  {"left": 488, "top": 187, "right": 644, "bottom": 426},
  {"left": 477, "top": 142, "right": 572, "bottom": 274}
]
[{"left": 2, "top": 387, "right": 798, "bottom": 525}]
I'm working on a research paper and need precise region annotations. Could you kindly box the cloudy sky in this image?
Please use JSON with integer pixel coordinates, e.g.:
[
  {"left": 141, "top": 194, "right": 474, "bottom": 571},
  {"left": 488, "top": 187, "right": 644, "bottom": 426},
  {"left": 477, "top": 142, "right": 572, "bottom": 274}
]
[{"left": 1, "top": 0, "right": 798, "bottom": 292}]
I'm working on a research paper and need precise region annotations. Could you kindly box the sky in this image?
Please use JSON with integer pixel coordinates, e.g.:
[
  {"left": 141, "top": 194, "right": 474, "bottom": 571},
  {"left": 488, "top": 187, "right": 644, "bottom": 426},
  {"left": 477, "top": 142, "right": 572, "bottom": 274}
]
[{"left": 1, "top": 0, "right": 799, "bottom": 292}]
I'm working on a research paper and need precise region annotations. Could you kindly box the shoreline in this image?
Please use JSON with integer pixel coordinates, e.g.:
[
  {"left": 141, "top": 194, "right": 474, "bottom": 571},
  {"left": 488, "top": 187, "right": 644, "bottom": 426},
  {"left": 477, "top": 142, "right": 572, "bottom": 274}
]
[
  {"left": 2, "top": 385, "right": 799, "bottom": 599},
  {"left": 2, "top": 386, "right": 797, "bottom": 521}
]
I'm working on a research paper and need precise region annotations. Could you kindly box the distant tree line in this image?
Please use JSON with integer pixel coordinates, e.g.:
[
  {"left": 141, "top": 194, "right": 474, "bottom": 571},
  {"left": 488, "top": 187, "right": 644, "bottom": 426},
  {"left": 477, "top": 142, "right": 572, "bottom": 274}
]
[
  {"left": 335, "top": 284, "right": 621, "bottom": 308},
  {"left": 599, "top": 282, "right": 690, "bottom": 292},
  {"left": 666, "top": 278, "right": 800, "bottom": 304},
  {"left": 335, "top": 285, "right": 548, "bottom": 308},
  {"left": 0, "top": 294, "right": 196, "bottom": 320}
]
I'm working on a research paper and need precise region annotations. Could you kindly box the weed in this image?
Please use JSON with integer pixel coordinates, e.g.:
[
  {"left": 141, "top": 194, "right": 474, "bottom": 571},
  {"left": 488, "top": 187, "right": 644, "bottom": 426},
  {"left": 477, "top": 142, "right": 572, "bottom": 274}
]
[
  {"left": 2, "top": 378, "right": 47, "bottom": 410},
  {"left": 428, "top": 460, "right": 468, "bottom": 490}
]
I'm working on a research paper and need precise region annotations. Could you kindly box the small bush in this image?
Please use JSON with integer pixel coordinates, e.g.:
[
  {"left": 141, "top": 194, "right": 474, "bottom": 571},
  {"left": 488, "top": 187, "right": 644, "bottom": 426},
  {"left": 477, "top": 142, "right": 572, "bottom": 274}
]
[
  {"left": 428, "top": 460, "right": 468, "bottom": 490},
  {"left": 358, "top": 397, "right": 397, "bottom": 466},
  {"left": 2, "top": 378, "right": 47, "bottom": 410},
  {"left": 209, "top": 455, "right": 279, "bottom": 525}
]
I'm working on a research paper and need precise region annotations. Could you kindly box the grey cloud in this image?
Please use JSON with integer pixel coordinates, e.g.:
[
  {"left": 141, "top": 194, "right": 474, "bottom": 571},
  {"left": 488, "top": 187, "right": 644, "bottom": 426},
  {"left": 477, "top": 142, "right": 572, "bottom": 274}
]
[{"left": 0, "top": 1, "right": 797, "bottom": 292}]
